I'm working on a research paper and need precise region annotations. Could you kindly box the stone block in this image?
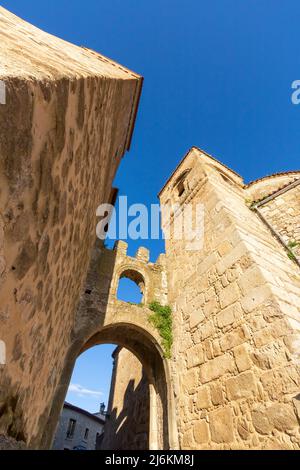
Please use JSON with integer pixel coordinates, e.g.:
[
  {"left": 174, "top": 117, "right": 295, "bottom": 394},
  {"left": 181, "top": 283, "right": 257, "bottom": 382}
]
[
  {"left": 266, "top": 404, "right": 298, "bottom": 432},
  {"left": 209, "top": 407, "right": 234, "bottom": 443},
  {"left": 216, "top": 302, "right": 243, "bottom": 328},
  {"left": 219, "top": 282, "right": 240, "bottom": 309},
  {"left": 135, "top": 247, "right": 150, "bottom": 262},
  {"left": 210, "top": 382, "right": 224, "bottom": 406},
  {"left": 189, "top": 309, "right": 205, "bottom": 329},
  {"left": 241, "top": 286, "right": 272, "bottom": 313},
  {"left": 217, "top": 240, "right": 232, "bottom": 257},
  {"left": 200, "top": 320, "right": 215, "bottom": 340},
  {"left": 251, "top": 408, "right": 272, "bottom": 435},
  {"left": 193, "top": 420, "right": 210, "bottom": 445},
  {"left": 260, "top": 366, "right": 299, "bottom": 400},
  {"left": 216, "top": 242, "right": 248, "bottom": 276},
  {"left": 219, "top": 325, "right": 250, "bottom": 352},
  {"left": 182, "top": 428, "right": 194, "bottom": 448},
  {"left": 196, "top": 386, "right": 211, "bottom": 410},
  {"left": 183, "top": 369, "right": 199, "bottom": 394},
  {"left": 226, "top": 371, "right": 257, "bottom": 400},
  {"left": 200, "top": 354, "right": 235, "bottom": 383},
  {"left": 238, "top": 265, "right": 266, "bottom": 296},
  {"left": 187, "top": 344, "right": 205, "bottom": 369},
  {"left": 203, "top": 298, "right": 218, "bottom": 317},
  {"left": 233, "top": 344, "right": 252, "bottom": 372},
  {"left": 237, "top": 418, "right": 251, "bottom": 440}
]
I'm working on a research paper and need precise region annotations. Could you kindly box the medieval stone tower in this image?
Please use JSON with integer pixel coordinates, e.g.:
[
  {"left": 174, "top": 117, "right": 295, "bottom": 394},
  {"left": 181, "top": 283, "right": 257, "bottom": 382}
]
[
  {"left": 0, "top": 7, "right": 299, "bottom": 451},
  {"left": 102, "top": 147, "right": 300, "bottom": 450}
]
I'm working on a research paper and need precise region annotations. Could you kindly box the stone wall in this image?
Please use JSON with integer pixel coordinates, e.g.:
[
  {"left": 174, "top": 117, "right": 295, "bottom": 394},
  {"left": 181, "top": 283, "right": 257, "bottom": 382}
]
[
  {"left": 70, "top": 240, "right": 173, "bottom": 450},
  {"left": 0, "top": 7, "right": 142, "bottom": 449},
  {"left": 159, "top": 148, "right": 300, "bottom": 449},
  {"left": 89, "top": 148, "right": 300, "bottom": 451},
  {"left": 101, "top": 347, "right": 150, "bottom": 450},
  {"left": 246, "top": 178, "right": 300, "bottom": 260},
  {"left": 1, "top": 6, "right": 299, "bottom": 452}
]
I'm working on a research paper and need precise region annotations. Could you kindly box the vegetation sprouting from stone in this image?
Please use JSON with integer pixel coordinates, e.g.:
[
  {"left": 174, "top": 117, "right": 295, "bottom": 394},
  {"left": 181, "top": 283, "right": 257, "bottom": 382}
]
[
  {"left": 148, "top": 301, "right": 173, "bottom": 359},
  {"left": 288, "top": 240, "right": 299, "bottom": 250},
  {"left": 288, "top": 251, "right": 296, "bottom": 261},
  {"left": 287, "top": 240, "right": 299, "bottom": 262}
]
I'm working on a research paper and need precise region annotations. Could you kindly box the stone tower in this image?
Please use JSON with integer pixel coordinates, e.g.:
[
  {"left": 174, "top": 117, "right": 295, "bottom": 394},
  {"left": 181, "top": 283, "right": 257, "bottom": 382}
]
[{"left": 103, "top": 147, "right": 300, "bottom": 450}]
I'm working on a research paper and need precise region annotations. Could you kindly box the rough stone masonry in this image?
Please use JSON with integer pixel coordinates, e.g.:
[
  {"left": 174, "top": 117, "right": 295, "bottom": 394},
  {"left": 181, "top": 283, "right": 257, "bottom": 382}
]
[
  {"left": 103, "top": 148, "right": 300, "bottom": 450},
  {"left": 0, "top": 7, "right": 299, "bottom": 451},
  {"left": 0, "top": 6, "right": 142, "bottom": 449}
]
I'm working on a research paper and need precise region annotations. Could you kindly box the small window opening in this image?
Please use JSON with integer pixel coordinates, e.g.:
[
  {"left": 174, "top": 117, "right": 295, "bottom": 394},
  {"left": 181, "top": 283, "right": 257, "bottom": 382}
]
[
  {"left": 177, "top": 179, "right": 185, "bottom": 197},
  {"left": 66, "top": 419, "right": 76, "bottom": 439},
  {"left": 117, "top": 269, "right": 145, "bottom": 304},
  {"left": 174, "top": 169, "right": 190, "bottom": 198}
]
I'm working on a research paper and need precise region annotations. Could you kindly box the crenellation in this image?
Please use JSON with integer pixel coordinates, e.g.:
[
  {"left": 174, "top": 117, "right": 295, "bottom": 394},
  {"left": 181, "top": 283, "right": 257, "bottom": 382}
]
[{"left": 135, "top": 246, "right": 150, "bottom": 263}]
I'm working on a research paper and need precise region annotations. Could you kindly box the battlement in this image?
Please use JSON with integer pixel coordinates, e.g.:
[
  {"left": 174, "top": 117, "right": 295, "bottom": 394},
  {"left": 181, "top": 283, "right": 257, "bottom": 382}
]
[
  {"left": 100, "top": 241, "right": 168, "bottom": 306},
  {"left": 113, "top": 240, "right": 165, "bottom": 267}
]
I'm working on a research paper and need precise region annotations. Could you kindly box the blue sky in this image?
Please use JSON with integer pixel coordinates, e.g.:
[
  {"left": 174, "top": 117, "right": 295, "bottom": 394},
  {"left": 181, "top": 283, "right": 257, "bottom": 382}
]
[{"left": 3, "top": 0, "right": 299, "bottom": 411}]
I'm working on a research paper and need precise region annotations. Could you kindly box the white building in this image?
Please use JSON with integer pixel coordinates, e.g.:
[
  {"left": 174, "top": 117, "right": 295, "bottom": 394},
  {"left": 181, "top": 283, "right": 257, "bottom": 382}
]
[{"left": 52, "top": 402, "right": 105, "bottom": 450}]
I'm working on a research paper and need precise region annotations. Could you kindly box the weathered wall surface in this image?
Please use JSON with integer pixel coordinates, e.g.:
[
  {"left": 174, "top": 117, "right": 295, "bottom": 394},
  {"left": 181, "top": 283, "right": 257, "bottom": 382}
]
[
  {"left": 41, "top": 239, "right": 173, "bottom": 450},
  {"left": 1, "top": 7, "right": 299, "bottom": 453},
  {"left": 101, "top": 347, "right": 150, "bottom": 450},
  {"left": 246, "top": 178, "right": 300, "bottom": 260},
  {"left": 0, "top": 7, "right": 142, "bottom": 448},
  {"left": 159, "top": 148, "right": 300, "bottom": 449}
]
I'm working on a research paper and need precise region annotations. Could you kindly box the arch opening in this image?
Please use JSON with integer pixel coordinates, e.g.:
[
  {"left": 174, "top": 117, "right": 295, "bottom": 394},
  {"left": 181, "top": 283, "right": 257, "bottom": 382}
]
[
  {"left": 42, "top": 323, "right": 176, "bottom": 451},
  {"left": 117, "top": 269, "right": 145, "bottom": 304},
  {"left": 173, "top": 169, "right": 190, "bottom": 198}
]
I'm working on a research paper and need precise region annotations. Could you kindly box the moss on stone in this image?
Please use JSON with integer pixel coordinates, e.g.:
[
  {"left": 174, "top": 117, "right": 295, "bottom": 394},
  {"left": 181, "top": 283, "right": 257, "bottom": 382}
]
[{"left": 148, "top": 301, "right": 173, "bottom": 359}]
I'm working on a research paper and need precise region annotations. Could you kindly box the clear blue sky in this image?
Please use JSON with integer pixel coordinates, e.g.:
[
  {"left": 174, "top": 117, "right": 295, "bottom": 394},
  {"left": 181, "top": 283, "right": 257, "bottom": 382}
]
[{"left": 3, "top": 0, "right": 299, "bottom": 411}]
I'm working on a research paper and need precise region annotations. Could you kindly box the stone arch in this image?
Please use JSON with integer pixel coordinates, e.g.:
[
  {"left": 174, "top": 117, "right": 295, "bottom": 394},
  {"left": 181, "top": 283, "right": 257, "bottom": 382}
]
[
  {"left": 111, "top": 264, "right": 150, "bottom": 304},
  {"left": 117, "top": 269, "right": 145, "bottom": 303},
  {"left": 40, "top": 322, "right": 178, "bottom": 451},
  {"left": 80, "top": 322, "right": 176, "bottom": 450}
]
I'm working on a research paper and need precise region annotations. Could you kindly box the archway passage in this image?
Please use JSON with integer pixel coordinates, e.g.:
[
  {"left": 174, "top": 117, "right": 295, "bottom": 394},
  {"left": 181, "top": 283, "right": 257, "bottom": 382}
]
[
  {"left": 100, "top": 346, "right": 150, "bottom": 450},
  {"left": 81, "top": 323, "right": 171, "bottom": 450},
  {"left": 52, "top": 344, "right": 150, "bottom": 451},
  {"left": 44, "top": 322, "right": 175, "bottom": 451}
]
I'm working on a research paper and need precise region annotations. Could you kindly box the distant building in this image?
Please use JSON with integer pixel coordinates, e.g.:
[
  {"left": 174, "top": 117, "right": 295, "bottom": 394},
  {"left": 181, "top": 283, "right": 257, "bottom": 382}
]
[{"left": 52, "top": 402, "right": 105, "bottom": 450}]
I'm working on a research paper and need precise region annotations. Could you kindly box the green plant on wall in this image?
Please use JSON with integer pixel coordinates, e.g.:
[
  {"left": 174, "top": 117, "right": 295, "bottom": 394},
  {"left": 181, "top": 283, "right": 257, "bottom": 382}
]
[
  {"left": 288, "top": 251, "right": 297, "bottom": 261},
  {"left": 288, "top": 240, "right": 299, "bottom": 250},
  {"left": 148, "top": 301, "right": 173, "bottom": 359},
  {"left": 287, "top": 240, "right": 299, "bottom": 262}
]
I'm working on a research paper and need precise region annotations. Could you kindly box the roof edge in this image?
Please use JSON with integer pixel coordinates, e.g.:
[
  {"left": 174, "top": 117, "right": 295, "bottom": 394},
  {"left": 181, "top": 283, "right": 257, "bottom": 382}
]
[
  {"left": 246, "top": 170, "right": 300, "bottom": 188},
  {"left": 64, "top": 402, "right": 105, "bottom": 425},
  {"left": 125, "top": 76, "right": 144, "bottom": 151},
  {"left": 158, "top": 146, "right": 242, "bottom": 197},
  {"left": 80, "top": 47, "right": 141, "bottom": 79}
]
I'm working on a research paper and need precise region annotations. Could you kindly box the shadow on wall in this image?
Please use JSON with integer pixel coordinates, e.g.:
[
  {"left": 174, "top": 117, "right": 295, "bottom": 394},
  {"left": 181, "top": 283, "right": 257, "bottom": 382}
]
[{"left": 100, "top": 368, "right": 150, "bottom": 450}]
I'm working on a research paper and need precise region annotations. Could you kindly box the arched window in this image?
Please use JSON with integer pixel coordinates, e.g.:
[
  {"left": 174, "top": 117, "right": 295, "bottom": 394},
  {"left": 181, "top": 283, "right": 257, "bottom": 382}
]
[
  {"left": 174, "top": 169, "right": 190, "bottom": 198},
  {"left": 117, "top": 269, "right": 145, "bottom": 304}
]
